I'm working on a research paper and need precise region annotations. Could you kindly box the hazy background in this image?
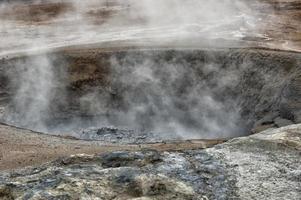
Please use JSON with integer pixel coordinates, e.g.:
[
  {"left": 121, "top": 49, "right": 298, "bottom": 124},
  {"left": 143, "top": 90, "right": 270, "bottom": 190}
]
[
  {"left": 0, "top": 0, "right": 268, "bottom": 57},
  {"left": 0, "top": 0, "right": 275, "bottom": 138}
]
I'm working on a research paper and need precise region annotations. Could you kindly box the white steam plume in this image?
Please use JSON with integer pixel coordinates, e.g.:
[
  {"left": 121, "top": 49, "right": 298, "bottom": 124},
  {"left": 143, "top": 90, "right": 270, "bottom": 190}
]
[
  {"left": 3, "top": 53, "right": 57, "bottom": 132},
  {"left": 0, "top": 0, "right": 268, "bottom": 139},
  {"left": 0, "top": 0, "right": 265, "bottom": 57}
]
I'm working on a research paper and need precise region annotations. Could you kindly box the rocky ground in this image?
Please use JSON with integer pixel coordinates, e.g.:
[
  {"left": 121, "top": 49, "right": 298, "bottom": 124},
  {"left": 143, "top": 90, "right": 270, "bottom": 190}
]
[
  {"left": 79, "top": 127, "right": 184, "bottom": 144},
  {"left": 0, "top": 1, "right": 300, "bottom": 199},
  {"left": 0, "top": 123, "right": 223, "bottom": 171},
  {"left": 0, "top": 124, "right": 300, "bottom": 199}
]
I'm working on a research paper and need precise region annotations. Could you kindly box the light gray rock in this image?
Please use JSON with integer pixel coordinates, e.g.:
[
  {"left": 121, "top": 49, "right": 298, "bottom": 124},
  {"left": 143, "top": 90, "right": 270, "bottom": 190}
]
[
  {"left": 274, "top": 117, "right": 293, "bottom": 127},
  {"left": 0, "top": 124, "right": 300, "bottom": 200}
]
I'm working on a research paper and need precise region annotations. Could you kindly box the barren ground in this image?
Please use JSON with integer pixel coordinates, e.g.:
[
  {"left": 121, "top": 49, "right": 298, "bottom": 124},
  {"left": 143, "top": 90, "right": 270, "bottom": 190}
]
[
  {"left": 0, "top": 0, "right": 300, "bottom": 173},
  {"left": 0, "top": 123, "right": 223, "bottom": 171}
]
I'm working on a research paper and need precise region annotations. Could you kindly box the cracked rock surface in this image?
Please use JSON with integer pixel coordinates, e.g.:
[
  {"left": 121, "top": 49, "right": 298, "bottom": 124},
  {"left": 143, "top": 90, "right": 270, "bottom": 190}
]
[{"left": 1, "top": 124, "right": 300, "bottom": 200}]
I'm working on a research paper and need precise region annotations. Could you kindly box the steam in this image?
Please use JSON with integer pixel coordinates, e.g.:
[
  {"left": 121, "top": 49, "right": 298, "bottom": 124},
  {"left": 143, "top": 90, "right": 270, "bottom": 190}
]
[
  {"left": 0, "top": 0, "right": 265, "bottom": 57},
  {"left": 76, "top": 51, "right": 246, "bottom": 139},
  {"left": 0, "top": 0, "right": 266, "bottom": 138},
  {"left": 3, "top": 54, "right": 57, "bottom": 132}
]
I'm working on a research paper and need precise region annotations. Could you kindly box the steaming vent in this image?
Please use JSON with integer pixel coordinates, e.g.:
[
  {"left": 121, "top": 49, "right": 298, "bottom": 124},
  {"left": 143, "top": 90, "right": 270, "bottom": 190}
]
[
  {"left": 0, "top": 49, "right": 299, "bottom": 141},
  {"left": 0, "top": 0, "right": 300, "bottom": 142}
]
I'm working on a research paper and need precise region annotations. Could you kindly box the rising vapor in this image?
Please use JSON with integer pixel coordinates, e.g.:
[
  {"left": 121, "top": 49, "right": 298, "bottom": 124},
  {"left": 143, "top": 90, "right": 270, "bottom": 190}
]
[{"left": 0, "top": 0, "right": 268, "bottom": 138}]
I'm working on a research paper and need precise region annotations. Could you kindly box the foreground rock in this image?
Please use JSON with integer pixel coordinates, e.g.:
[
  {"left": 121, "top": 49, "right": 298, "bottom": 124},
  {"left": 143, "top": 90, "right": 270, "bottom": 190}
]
[{"left": 1, "top": 124, "right": 300, "bottom": 199}]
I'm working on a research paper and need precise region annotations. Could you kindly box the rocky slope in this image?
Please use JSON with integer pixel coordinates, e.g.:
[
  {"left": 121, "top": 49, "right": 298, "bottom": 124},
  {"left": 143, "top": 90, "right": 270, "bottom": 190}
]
[
  {"left": 0, "top": 124, "right": 300, "bottom": 200},
  {"left": 1, "top": 48, "right": 300, "bottom": 138},
  {"left": 0, "top": 1, "right": 300, "bottom": 138}
]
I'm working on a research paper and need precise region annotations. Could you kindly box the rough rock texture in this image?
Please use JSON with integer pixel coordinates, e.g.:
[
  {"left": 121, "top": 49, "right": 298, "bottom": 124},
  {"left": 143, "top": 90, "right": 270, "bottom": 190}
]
[
  {"left": 0, "top": 49, "right": 300, "bottom": 137},
  {"left": 1, "top": 124, "right": 300, "bottom": 200},
  {"left": 79, "top": 127, "right": 183, "bottom": 144}
]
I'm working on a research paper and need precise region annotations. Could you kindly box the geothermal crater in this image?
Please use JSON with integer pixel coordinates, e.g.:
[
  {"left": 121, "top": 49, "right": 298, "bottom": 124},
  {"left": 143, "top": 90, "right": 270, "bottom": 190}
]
[
  {"left": 0, "top": 48, "right": 300, "bottom": 141},
  {"left": 1, "top": 1, "right": 301, "bottom": 199}
]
